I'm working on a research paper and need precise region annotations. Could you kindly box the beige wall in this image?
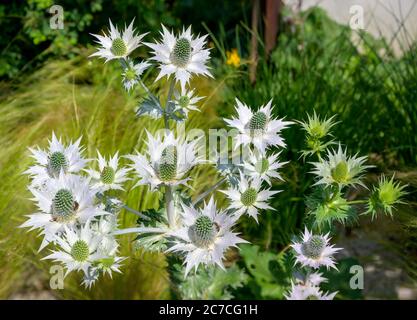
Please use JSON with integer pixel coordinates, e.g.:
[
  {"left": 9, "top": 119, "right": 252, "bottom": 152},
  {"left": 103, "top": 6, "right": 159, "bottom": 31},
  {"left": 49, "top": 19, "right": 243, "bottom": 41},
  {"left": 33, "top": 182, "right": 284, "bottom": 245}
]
[{"left": 284, "top": 0, "right": 417, "bottom": 55}]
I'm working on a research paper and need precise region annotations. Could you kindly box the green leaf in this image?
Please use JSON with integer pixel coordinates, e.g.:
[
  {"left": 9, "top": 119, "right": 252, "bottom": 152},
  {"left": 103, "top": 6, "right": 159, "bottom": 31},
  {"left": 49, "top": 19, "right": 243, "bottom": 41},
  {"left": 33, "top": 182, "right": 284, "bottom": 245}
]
[
  {"left": 136, "top": 97, "right": 163, "bottom": 118},
  {"left": 174, "top": 264, "right": 248, "bottom": 300},
  {"left": 306, "top": 186, "right": 356, "bottom": 229},
  {"left": 239, "top": 244, "right": 291, "bottom": 299}
]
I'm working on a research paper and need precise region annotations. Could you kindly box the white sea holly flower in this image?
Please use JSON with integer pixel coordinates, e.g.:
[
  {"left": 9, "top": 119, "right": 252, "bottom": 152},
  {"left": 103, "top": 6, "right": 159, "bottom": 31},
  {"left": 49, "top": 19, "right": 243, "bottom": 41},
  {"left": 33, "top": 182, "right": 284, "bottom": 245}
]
[
  {"left": 167, "top": 197, "right": 247, "bottom": 276},
  {"left": 311, "top": 144, "right": 369, "bottom": 188},
  {"left": 285, "top": 272, "right": 336, "bottom": 300},
  {"left": 96, "top": 242, "right": 125, "bottom": 278},
  {"left": 224, "top": 99, "right": 293, "bottom": 154},
  {"left": 145, "top": 25, "right": 212, "bottom": 90},
  {"left": 25, "top": 133, "right": 88, "bottom": 187},
  {"left": 89, "top": 216, "right": 125, "bottom": 279},
  {"left": 172, "top": 87, "right": 204, "bottom": 116},
  {"left": 121, "top": 58, "right": 151, "bottom": 91},
  {"left": 221, "top": 174, "right": 280, "bottom": 222},
  {"left": 243, "top": 150, "right": 287, "bottom": 186},
  {"left": 291, "top": 228, "right": 342, "bottom": 270},
  {"left": 85, "top": 151, "right": 131, "bottom": 192},
  {"left": 126, "top": 131, "right": 201, "bottom": 191},
  {"left": 90, "top": 19, "right": 147, "bottom": 62},
  {"left": 285, "top": 281, "right": 337, "bottom": 300},
  {"left": 43, "top": 221, "right": 103, "bottom": 276},
  {"left": 92, "top": 215, "right": 119, "bottom": 251},
  {"left": 306, "top": 272, "right": 327, "bottom": 286},
  {"left": 20, "top": 173, "right": 107, "bottom": 250}
]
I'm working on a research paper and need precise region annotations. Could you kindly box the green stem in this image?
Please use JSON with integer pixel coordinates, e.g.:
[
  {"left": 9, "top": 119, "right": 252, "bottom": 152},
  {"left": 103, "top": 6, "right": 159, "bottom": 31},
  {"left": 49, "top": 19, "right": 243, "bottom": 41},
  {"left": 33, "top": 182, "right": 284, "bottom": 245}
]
[
  {"left": 164, "top": 78, "right": 176, "bottom": 227},
  {"left": 164, "top": 79, "right": 175, "bottom": 130},
  {"left": 347, "top": 199, "right": 368, "bottom": 205},
  {"left": 96, "top": 193, "right": 151, "bottom": 221},
  {"left": 192, "top": 177, "right": 228, "bottom": 206}
]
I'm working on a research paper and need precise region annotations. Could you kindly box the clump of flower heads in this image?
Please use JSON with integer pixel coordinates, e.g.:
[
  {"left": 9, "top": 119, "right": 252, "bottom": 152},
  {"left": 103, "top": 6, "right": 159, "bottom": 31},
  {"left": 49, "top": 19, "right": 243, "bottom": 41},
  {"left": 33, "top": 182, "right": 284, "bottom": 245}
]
[
  {"left": 284, "top": 112, "right": 407, "bottom": 300},
  {"left": 21, "top": 19, "right": 407, "bottom": 300}
]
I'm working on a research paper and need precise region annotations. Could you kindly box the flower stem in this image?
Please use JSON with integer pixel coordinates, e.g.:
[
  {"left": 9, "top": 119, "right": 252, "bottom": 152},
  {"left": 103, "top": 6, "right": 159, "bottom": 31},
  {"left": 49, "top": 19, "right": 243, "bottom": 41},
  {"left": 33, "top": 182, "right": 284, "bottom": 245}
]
[
  {"left": 138, "top": 79, "right": 161, "bottom": 108},
  {"left": 165, "top": 186, "right": 175, "bottom": 227},
  {"left": 120, "top": 204, "right": 151, "bottom": 221},
  {"left": 164, "top": 79, "right": 175, "bottom": 130},
  {"left": 192, "top": 176, "right": 228, "bottom": 206},
  {"left": 95, "top": 193, "right": 151, "bottom": 221},
  {"left": 347, "top": 199, "right": 368, "bottom": 205},
  {"left": 164, "top": 78, "right": 176, "bottom": 227}
]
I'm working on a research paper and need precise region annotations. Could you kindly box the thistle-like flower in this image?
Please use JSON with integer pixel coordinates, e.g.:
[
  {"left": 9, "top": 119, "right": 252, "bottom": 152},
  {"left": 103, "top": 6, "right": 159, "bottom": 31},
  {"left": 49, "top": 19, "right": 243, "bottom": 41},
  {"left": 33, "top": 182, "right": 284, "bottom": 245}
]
[
  {"left": 85, "top": 151, "right": 130, "bottom": 192},
  {"left": 25, "top": 133, "right": 87, "bottom": 187},
  {"left": 311, "top": 144, "right": 369, "bottom": 189},
  {"left": 299, "top": 111, "right": 337, "bottom": 158},
  {"left": 95, "top": 242, "right": 125, "bottom": 278},
  {"left": 221, "top": 174, "right": 279, "bottom": 222},
  {"left": 21, "top": 173, "right": 107, "bottom": 250},
  {"left": 121, "top": 58, "right": 151, "bottom": 91},
  {"left": 285, "top": 280, "right": 337, "bottom": 300},
  {"left": 243, "top": 150, "right": 287, "bottom": 186},
  {"left": 90, "top": 19, "right": 147, "bottom": 62},
  {"left": 299, "top": 111, "right": 337, "bottom": 140},
  {"left": 93, "top": 215, "right": 120, "bottom": 251},
  {"left": 291, "top": 228, "right": 341, "bottom": 270},
  {"left": 224, "top": 99, "right": 292, "bottom": 154},
  {"left": 43, "top": 221, "right": 103, "bottom": 276},
  {"left": 126, "top": 131, "right": 201, "bottom": 191},
  {"left": 145, "top": 25, "right": 212, "bottom": 90},
  {"left": 367, "top": 175, "right": 407, "bottom": 218},
  {"left": 172, "top": 87, "right": 204, "bottom": 117},
  {"left": 167, "top": 197, "right": 247, "bottom": 276}
]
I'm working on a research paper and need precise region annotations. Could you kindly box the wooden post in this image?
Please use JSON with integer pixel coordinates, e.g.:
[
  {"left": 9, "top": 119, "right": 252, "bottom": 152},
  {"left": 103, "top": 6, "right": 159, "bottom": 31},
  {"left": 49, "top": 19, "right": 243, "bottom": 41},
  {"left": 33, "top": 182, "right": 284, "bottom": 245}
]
[
  {"left": 249, "top": 0, "right": 260, "bottom": 85},
  {"left": 265, "top": 0, "right": 283, "bottom": 58}
]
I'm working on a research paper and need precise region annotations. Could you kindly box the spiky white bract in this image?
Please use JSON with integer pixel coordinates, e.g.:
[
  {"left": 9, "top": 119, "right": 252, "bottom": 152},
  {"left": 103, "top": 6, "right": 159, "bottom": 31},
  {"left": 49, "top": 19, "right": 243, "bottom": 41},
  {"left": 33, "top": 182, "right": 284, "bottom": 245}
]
[
  {"left": 224, "top": 99, "right": 293, "bottom": 154},
  {"left": 90, "top": 19, "right": 147, "bottom": 62},
  {"left": 299, "top": 111, "right": 337, "bottom": 139},
  {"left": 85, "top": 151, "right": 131, "bottom": 192},
  {"left": 43, "top": 221, "right": 103, "bottom": 276},
  {"left": 25, "top": 133, "right": 88, "bottom": 187},
  {"left": 285, "top": 272, "right": 337, "bottom": 300},
  {"left": 221, "top": 174, "right": 279, "bottom": 222},
  {"left": 172, "top": 86, "right": 204, "bottom": 117},
  {"left": 145, "top": 25, "right": 212, "bottom": 90},
  {"left": 126, "top": 131, "right": 201, "bottom": 191},
  {"left": 311, "top": 144, "right": 369, "bottom": 189},
  {"left": 285, "top": 282, "right": 337, "bottom": 300},
  {"left": 167, "top": 197, "right": 247, "bottom": 276},
  {"left": 121, "top": 58, "right": 151, "bottom": 91},
  {"left": 20, "top": 173, "right": 107, "bottom": 250},
  {"left": 95, "top": 240, "right": 125, "bottom": 279},
  {"left": 243, "top": 150, "right": 287, "bottom": 186},
  {"left": 291, "top": 228, "right": 341, "bottom": 270}
]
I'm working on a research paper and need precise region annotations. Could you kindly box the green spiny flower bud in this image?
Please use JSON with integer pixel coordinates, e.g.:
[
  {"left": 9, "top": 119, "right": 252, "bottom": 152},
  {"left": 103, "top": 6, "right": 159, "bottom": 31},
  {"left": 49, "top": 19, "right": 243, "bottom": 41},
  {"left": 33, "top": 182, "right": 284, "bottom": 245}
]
[
  {"left": 157, "top": 145, "right": 178, "bottom": 182},
  {"left": 256, "top": 157, "right": 269, "bottom": 174},
  {"left": 111, "top": 38, "right": 127, "bottom": 56},
  {"left": 178, "top": 95, "right": 190, "bottom": 108},
  {"left": 52, "top": 189, "right": 77, "bottom": 222},
  {"left": 248, "top": 112, "right": 267, "bottom": 131},
  {"left": 71, "top": 240, "right": 89, "bottom": 262},
  {"left": 101, "top": 166, "right": 115, "bottom": 184},
  {"left": 241, "top": 188, "right": 257, "bottom": 206},
  {"left": 170, "top": 38, "right": 191, "bottom": 67},
  {"left": 47, "top": 151, "right": 68, "bottom": 177},
  {"left": 301, "top": 235, "right": 325, "bottom": 259},
  {"left": 331, "top": 161, "right": 349, "bottom": 184},
  {"left": 189, "top": 215, "right": 218, "bottom": 248}
]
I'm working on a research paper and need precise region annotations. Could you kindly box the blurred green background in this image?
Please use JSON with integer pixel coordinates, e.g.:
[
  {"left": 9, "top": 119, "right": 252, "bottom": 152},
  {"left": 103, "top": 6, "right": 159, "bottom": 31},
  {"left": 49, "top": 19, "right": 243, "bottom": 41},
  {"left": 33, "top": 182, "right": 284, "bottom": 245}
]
[{"left": 0, "top": 0, "right": 416, "bottom": 299}]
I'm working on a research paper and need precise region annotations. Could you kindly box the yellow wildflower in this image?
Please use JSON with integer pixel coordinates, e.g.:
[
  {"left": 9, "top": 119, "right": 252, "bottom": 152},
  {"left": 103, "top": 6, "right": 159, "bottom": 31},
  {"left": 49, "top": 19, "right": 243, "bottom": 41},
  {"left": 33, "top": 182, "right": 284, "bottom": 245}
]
[{"left": 226, "top": 48, "right": 241, "bottom": 67}]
